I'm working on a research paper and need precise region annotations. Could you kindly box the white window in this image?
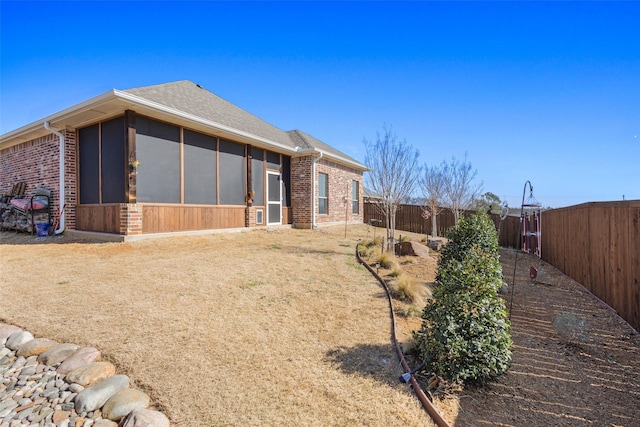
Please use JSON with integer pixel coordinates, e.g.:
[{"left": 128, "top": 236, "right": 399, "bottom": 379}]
[
  {"left": 318, "top": 173, "right": 328, "bottom": 215},
  {"left": 352, "top": 180, "right": 359, "bottom": 214}
]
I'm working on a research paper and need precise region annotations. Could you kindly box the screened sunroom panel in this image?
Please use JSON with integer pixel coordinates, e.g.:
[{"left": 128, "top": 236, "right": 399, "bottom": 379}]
[
  {"left": 218, "top": 139, "right": 246, "bottom": 205},
  {"left": 100, "top": 116, "right": 126, "bottom": 204},
  {"left": 136, "top": 116, "right": 181, "bottom": 203},
  {"left": 184, "top": 129, "right": 217, "bottom": 204},
  {"left": 78, "top": 124, "right": 100, "bottom": 204}
]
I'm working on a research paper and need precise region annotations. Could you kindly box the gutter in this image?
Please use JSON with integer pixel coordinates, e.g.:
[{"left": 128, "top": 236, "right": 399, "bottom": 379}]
[
  {"left": 44, "top": 122, "right": 65, "bottom": 234},
  {"left": 295, "top": 146, "right": 368, "bottom": 173},
  {"left": 312, "top": 151, "right": 323, "bottom": 229}
]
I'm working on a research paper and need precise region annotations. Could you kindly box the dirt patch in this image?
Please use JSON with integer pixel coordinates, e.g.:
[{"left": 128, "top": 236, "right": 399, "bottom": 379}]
[{"left": 368, "top": 239, "right": 640, "bottom": 426}]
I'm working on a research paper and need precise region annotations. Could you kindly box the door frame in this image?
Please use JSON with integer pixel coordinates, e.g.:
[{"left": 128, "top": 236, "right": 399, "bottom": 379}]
[{"left": 266, "top": 171, "right": 282, "bottom": 225}]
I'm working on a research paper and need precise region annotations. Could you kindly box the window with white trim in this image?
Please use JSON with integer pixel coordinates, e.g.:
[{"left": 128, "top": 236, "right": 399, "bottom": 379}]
[
  {"left": 318, "top": 173, "right": 328, "bottom": 215},
  {"left": 352, "top": 180, "right": 359, "bottom": 214}
]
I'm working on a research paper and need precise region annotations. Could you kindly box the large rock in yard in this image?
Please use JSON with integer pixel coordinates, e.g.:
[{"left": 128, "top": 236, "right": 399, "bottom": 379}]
[
  {"left": 0, "top": 324, "right": 22, "bottom": 344},
  {"left": 66, "top": 361, "right": 115, "bottom": 386},
  {"left": 57, "top": 346, "right": 101, "bottom": 374},
  {"left": 120, "top": 408, "right": 171, "bottom": 427},
  {"left": 38, "top": 343, "right": 80, "bottom": 366},
  {"left": 6, "top": 331, "right": 34, "bottom": 350},
  {"left": 102, "top": 388, "right": 150, "bottom": 421},
  {"left": 396, "top": 241, "right": 430, "bottom": 257},
  {"left": 74, "top": 374, "right": 129, "bottom": 414},
  {"left": 16, "top": 337, "right": 58, "bottom": 357}
]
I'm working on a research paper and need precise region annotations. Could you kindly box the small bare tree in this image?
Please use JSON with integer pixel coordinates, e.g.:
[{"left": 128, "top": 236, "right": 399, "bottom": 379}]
[
  {"left": 364, "top": 126, "right": 420, "bottom": 252},
  {"left": 442, "top": 154, "right": 483, "bottom": 224},
  {"left": 419, "top": 164, "right": 446, "bottom": 237}
]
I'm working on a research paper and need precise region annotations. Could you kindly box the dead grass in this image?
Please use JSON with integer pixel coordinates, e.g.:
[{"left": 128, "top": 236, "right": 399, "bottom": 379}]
[
  {"left": 0, "top": 225, "right": 435, "bottom": 426},
  {"left": 389, "top": 274, "right": 425, "bottom": 306}
]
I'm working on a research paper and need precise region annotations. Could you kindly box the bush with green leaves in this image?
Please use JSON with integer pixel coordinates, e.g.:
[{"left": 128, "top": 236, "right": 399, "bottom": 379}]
[{"left": 414, "top": 212, "right": 512, "bottom": 384}]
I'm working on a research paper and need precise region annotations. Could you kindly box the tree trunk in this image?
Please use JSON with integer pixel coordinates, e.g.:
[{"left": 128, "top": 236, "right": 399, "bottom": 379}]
[{"left": 431, "top": 209, "right": 438, "bottom": 237}]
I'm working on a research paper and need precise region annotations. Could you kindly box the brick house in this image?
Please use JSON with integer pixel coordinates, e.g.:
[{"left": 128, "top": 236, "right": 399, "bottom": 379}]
[{"left": 0, "top": 81, "right": 366, "bottom": 239}]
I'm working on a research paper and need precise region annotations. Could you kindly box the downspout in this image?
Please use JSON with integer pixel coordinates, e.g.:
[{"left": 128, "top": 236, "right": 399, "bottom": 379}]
[
  {"left": 44, "top": 121, "right": 65, "bottom": 234},
  {"left": 312, "top": 151, "right": 323, "bottom": 229}
]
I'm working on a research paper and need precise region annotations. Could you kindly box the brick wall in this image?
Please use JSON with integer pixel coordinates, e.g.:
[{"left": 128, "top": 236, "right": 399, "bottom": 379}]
[
  {"left": 0, "top": 128, "right": 77, "bottom": 229},
  {"left": 290, "top": 155, "right": 363, "bottom": 229},
  {"left": 120, "top": 203, "right": 142, "bottom": 235},
  {"left": 291, "top": 155, "right": 314, "bottom": 228},
  {"left": 316, "top": 159, "right": 363, "bottom": 225}
]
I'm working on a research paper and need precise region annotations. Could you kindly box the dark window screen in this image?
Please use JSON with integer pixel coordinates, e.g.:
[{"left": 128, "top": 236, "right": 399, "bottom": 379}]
[
  {"left": 101, "top": 117, "right": 125, "bottom": 203},
  {"left": 136, "top": 116, "right": 181, "bottom": 203},
  {"left": 266, "top": 151, "right": 280, "bottom": 170},
  {"left": 78, "top": 124, "right": 100, "bottom": 204},
  {"left": 282, "top": 156, "right": 291, "bottom": 207},
  {"left": 268, "top": 204, "right": 280, "bottom": 224},
  {"left": 251, "top": 147, "right": 264, "bottom": 206},
  {"left": 184, "top": 129, "right": 217, "bottom": 204},
  {"left": 219, "top": 139, "right": 246, "bottom": 205},
  {"left": 268, "top": 173, "right": 281, "bottom": 202}
]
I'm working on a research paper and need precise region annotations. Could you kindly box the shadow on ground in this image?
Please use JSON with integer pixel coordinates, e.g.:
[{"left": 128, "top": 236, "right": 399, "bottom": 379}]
[{"left": 325, "top": 343, "right": 401, "bottom": 387}]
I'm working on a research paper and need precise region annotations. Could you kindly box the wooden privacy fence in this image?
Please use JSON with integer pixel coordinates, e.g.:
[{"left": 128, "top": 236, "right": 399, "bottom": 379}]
[
  {"left": 541, "top": 201, "right": 640, "bottom": 332},
  {"left": 363, "top": 202, "right": 520, "bottom": 248},
  {"left": 364, "top": 200, "right": 639, "bottom": 331}
]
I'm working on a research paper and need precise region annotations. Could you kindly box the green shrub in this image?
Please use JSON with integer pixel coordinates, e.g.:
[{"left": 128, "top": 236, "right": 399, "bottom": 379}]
[{"left": 414, "top": 212, "right": 512, "bottom": 385}]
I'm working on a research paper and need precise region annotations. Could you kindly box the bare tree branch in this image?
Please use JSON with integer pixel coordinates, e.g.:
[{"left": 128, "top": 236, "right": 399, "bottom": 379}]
[
  {"left": 442, "top": 154, "right": 483, "bottom": 224},
  {"left": 419, "top": 164, "right": 446, "bottom": 237},
  {"left": 364, "top": 125, "right": 420, "bottom": 251}
]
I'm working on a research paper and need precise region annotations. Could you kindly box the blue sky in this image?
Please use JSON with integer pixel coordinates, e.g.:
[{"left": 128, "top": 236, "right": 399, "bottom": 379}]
[{"left": 1, "top": 1, "right": 638, "bottom": 208}]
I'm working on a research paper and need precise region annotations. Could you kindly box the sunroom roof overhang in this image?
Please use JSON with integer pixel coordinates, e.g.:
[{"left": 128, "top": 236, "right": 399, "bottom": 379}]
[{"left": 0, "top": 90, "right": 299, "bottom": 155}]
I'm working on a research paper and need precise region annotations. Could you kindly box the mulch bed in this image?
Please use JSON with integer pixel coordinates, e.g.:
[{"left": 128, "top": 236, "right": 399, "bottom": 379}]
[{"left": 436, "top": 249, "right": 640, "bottom": 426}]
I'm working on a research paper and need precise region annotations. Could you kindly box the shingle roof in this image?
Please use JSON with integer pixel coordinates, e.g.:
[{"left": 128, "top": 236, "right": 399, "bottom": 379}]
[
  {"left": 124, "top": 80, "right": 294, "bottom": 148},
  {"left": 286, "top": 129, "right": 363, "bottom": 166},
  {"left": 123, "top": 80, "right": 366, "bottom": 170}
]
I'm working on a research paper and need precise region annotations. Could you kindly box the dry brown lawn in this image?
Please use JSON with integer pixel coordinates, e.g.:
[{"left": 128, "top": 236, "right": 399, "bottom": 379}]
[
  {"left": 1, "top": 225, "right": 435, "bottom": 426},
  {"left": 5, "top": 225, "right": 638, "bottom": 426}
]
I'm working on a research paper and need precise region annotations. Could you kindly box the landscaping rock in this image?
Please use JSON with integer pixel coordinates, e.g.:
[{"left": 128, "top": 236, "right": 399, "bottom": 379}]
[
  {"left": 74, "top": 375, "right": 129, "bottom": 414},
  {"left": 1, "top": 326, "right": 168, "bottom": 426},
  {"left": 396, "top": 241, "right": 430, "bottom": 257},
  {"left": 102, "top": 388, "right": 150, "bottom": 421},
  {"left": 6, "top": 331, "right": 34, "bottom": 350},
  {"left": 66, "top": 361, "right": 116, "bottom": 386},
  {"left": 120, "top": 408, "right": 171, "bottom": 427},
  {"left": 16, "top": 337, "right": 58, "bottom": 357},
  {"left": 427, "top": 238, "right": 444, "bottom": 251},
  {"left": 38, "top": 343, "right": 80, "bottom": 366},
  {"left": 58, "top": 347, "right": 102, "bottom": 374},
  {"left": 0, "top": 324, "right": 22, "bottom": 344}
]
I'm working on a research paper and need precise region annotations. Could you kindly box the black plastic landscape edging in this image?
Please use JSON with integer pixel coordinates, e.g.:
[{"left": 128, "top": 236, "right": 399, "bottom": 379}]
[{"left": 355, "top": 245, "right": 451, "bottom": 427}]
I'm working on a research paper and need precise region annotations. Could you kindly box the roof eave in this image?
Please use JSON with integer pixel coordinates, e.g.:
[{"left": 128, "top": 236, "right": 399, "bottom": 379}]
[
  {"left": 113, "top": 90, "right": 298, "bottom": 154},
  {"left": 1, "top": 89, "right": 299, "bottom": 155},
  {"left": 0, "top": 89, "right": 122, "bottom": 148},
  {"left": 294, "top": 147, "right": 368, "bottom": 172}
]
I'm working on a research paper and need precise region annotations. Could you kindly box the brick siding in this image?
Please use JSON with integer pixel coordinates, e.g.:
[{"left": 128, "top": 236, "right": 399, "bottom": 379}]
[
  {"left": 291, "top": 155, "right": 363, "bottom": 229},
  {"left": 0, "top": 128, "right": 77, "bottom": 229},
  {"left": 316, "top": 159, "right": 363, "bottom": 225},
  {"left": 291, "top": 155, "right": 314, "bottom": 228}
]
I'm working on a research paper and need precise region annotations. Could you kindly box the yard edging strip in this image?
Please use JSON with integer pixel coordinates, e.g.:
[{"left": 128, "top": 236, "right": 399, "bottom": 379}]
[{"left": 355, "top": 245, "right": 450, "bottom": 427}]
